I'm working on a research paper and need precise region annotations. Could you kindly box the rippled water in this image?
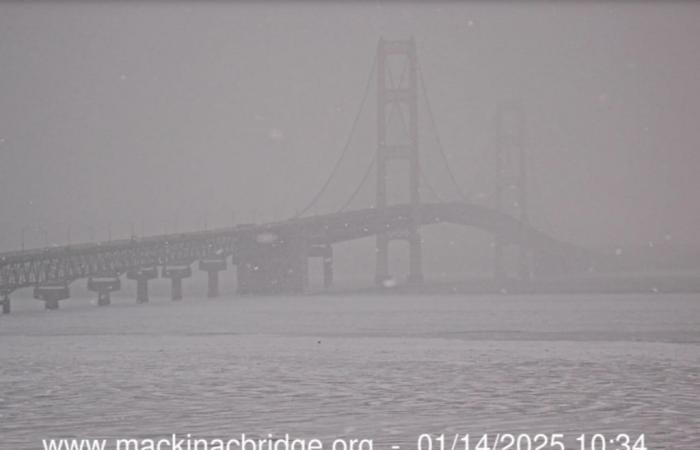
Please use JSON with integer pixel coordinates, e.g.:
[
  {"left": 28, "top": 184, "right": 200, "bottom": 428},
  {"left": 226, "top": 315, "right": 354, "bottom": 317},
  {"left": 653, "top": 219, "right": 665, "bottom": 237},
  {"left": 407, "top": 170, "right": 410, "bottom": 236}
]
[{"left": 1, "top": 294, "right": 698, "bottom": 450}]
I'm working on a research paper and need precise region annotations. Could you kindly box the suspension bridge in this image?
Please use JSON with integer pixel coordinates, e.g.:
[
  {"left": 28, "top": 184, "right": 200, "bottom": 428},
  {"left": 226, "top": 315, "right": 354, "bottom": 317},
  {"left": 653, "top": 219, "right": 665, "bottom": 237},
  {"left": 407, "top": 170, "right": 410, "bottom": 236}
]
[{"left": 0, "top": 38, "right": 602, "bottom": 314}]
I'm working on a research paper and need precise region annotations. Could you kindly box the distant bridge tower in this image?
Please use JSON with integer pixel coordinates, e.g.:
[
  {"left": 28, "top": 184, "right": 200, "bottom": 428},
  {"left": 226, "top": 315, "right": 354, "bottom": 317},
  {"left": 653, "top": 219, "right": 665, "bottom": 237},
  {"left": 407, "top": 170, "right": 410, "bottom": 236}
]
[
  {"left": 375, "top": 37, "right": 423, "bottom": 285},
  {"left": 493, "top": 102, "right": 531, "bottom": 280}
]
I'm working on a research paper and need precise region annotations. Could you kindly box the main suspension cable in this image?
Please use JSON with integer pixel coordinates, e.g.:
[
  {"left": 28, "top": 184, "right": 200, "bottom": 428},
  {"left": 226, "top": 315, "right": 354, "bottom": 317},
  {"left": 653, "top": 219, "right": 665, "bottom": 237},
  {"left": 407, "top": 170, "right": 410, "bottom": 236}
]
[
  {"left": 419, "top": 167, "right": 444, "bottom": 203},
  {"left": 417, "top": 61, "right": 471, "bottom": 203},
  {"left": 337, "top": 155, "right": 376, "bottom": 213},
  {"left": 294, "top": 58, "right": 377, "bottom": 218}
]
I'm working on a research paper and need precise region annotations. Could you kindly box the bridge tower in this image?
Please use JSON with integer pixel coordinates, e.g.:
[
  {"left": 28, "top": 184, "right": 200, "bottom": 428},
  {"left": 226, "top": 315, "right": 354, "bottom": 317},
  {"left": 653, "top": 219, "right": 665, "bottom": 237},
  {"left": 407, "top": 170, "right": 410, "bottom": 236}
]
[
  {"left": 375, "top": 37, "right": 423, "bottom": 285},
  {"left": 493, "top": 102, "right": 531, "bottom": 281}
]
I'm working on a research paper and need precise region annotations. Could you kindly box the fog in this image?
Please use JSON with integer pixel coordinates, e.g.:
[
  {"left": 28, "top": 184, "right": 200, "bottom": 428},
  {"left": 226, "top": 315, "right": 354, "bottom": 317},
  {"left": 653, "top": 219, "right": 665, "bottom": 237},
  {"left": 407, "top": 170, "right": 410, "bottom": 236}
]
[
  {"left": 1, "top": 1, "right": 700, "bottom": 255},
  {"left": 3, "top": 6, "right": 700, "bottom": 448}
]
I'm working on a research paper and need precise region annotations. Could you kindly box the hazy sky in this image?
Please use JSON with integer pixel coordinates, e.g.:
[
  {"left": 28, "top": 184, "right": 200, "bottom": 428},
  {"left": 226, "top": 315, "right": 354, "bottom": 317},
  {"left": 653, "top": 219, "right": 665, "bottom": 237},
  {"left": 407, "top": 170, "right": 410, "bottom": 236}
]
[{"left": 1, "top": 1, "right": 700, "bottom": 251}]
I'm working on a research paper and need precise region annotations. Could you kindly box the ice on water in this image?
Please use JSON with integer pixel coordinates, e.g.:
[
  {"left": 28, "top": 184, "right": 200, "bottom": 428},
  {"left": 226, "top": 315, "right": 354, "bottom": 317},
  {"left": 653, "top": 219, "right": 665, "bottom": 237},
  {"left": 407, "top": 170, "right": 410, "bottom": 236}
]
[{"left": 0, "top": 294, "right": 698, "bottom": 450}]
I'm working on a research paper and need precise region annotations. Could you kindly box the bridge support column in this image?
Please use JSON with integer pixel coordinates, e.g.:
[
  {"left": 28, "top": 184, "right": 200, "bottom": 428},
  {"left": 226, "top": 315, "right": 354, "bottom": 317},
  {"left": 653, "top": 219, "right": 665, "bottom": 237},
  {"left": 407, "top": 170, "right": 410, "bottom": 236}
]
[
  {"left": 408, "top": 232, "right": 423, "bottom": 284},
  {"left": 323, "top": 249, "right": 333, "bottom": 289},
  {"left": 518, "top": 245, "right": 533, "bottom": 281},
  {"left": 171, "top": 277, "right": 183, "bottom": 301},
  {"left": 33, "top": 284, "right": 70, "bottom": 310},
  {"left": 162, "top": 265, "right": 192, "bottom": 301},
  {"left": 236, "top": 263, "right": 251, "bottom": 295},
  {"left": 127, "top": 267, "right": 158, "bottom": 304},
  {"left": 310, "top": 244, "right": 333, "bottom": 289},
  {"left": 493, "top": 237, "right": 506, "bottom": 282},
  {"left": 375, "top": 234, "right": 390, "bottom": 286},
  {"left": 1, "top": 292, "right": 10, "bottom": 315},
  {"left": 206, "top": 270, "right": 219, "bottom": 298},
  {"left": 199, "top": 258, "right": 227, "bottom": 298},
  {"left": 87, "top": 276, "right": 121, "bottom": 306}
]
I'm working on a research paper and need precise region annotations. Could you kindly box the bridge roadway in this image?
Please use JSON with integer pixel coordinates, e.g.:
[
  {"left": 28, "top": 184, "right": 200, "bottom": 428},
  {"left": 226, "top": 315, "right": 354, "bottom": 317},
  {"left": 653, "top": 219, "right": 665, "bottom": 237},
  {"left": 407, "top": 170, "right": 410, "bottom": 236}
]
[{"left": 0, "top": 202, "right": 590, "bottom": 313}]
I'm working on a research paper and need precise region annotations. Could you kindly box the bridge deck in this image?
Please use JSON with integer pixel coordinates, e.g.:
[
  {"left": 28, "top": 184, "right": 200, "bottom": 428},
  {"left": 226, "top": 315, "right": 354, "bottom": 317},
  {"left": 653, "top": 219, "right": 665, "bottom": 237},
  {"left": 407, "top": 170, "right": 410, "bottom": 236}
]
[{"left": 0, "top": 202, "right": 590, "bottom": 293}]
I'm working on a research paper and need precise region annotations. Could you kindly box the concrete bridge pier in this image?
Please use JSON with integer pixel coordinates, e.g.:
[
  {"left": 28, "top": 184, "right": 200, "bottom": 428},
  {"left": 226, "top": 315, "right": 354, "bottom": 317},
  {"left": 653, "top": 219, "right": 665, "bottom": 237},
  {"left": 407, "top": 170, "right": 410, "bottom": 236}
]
[
  {"left": 1, "top": 292, "right": 10, "bottom": 315},
  {"left": 309, "top": 244, "right": 333, "bottom": 289},
  {"left": 127, "top": 267, "right": 158, "bottom": 303},
  {"left": 199, "top": 258, "right": 227, "bottom": 298},
  {"left": 376, "top": 228, "right": 424, "bottom": 287},
  {"left": 162, "top": 265, "right": 192, "bottom": 301},
  {"left": 237, "top": 230, "right": 308, "bottom": 295},
  {"left": 33, "top": 283, "right": 70, "bottom": 310},
  {"left": 87, "top": 276, "right": 121, "bottom": 306}
]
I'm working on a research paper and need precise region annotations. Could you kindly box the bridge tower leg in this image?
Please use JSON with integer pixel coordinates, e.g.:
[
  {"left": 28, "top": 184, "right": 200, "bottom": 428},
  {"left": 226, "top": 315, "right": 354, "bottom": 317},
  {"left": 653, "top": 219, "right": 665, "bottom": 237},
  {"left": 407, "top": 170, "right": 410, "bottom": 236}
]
[
  {"left": 127, "top": 267, "right": 158, "bottom": 303},
  {"left": 162, "top": 265, "right": 192, "bottom": 301},
  {"left": 323, "top": 246, "right": 334, "bottom": 289},
  {"left": 493, "top": 241, "right": 506, "bottom": 282},
  {"left": 1, "top": 292, "right": 10, "bottom": 315},
  {"left": 199, "top": 258, "right": 227, "bottom": 298},
  {"left": 375, "top": 37, "right": 423, "bottom": 286},
  {"left": 309, "top": 244, "right": 333, "bottom": 289},
  {"left": 494, "top": 102, "right": 531, "bottom": 281}
]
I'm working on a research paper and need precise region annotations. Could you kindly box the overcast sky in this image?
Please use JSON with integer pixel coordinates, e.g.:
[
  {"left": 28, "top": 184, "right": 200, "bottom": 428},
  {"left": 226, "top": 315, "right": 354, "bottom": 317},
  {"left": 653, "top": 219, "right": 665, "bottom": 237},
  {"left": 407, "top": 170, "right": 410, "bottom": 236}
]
[{"left": 1, "top": 1, "right": 699, "bottom": 251}]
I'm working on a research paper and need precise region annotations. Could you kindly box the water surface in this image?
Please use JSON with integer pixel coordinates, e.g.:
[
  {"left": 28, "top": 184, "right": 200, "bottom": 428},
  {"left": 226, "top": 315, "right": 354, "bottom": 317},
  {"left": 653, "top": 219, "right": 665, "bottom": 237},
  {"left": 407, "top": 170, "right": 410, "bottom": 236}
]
[{"left": 1, "top": 294, "right": 698, "bottom": 449}]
